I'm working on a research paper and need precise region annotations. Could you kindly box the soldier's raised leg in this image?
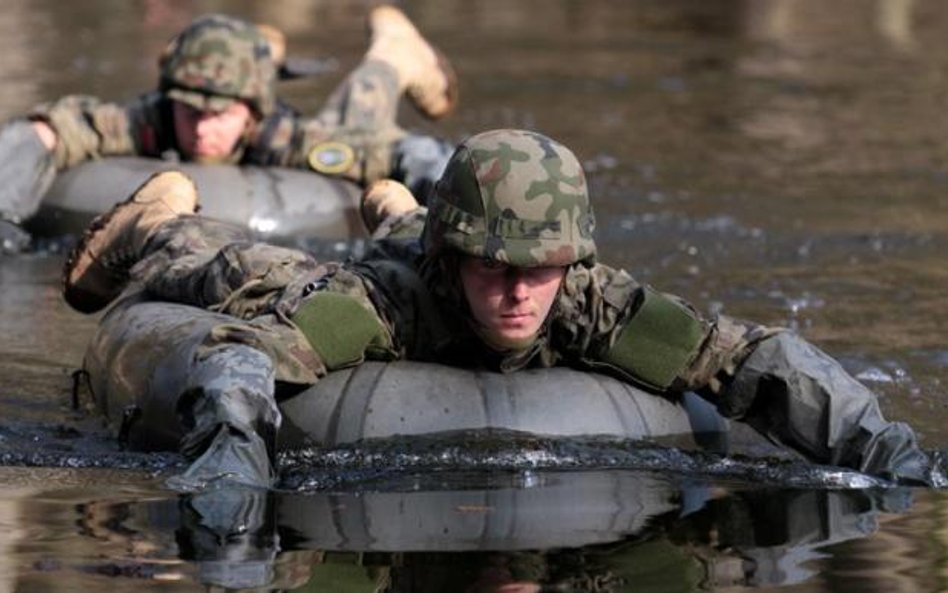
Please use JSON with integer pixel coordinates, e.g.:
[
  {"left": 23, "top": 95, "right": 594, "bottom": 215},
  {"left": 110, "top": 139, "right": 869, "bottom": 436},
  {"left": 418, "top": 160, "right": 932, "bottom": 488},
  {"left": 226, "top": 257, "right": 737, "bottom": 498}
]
[
  {"left": 61, "top": 170, "right": 261, "bottom": 313},
  {"left": 63, "top": 170, "right": 327, "bottom": 490},
  {"left": 305, "top": 5, "right": 457, "bottom": 199}
]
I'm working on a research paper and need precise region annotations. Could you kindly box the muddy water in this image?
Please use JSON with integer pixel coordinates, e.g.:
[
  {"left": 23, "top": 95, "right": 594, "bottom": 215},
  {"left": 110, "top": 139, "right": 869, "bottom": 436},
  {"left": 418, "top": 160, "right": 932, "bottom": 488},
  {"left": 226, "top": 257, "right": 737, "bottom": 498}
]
[{"left": 1, "top": 0, "right": 948, "bottom": 591}]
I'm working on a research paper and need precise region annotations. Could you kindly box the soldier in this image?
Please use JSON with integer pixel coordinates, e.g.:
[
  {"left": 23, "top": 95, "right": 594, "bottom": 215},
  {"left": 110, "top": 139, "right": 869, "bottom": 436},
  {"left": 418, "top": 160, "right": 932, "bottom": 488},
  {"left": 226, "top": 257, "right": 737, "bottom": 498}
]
[
  {"left": 61, "top": 128, "right": 945, "bottom": 489},
  {"left": 0, "top": 7, "right": 457, "bottom": 252}
]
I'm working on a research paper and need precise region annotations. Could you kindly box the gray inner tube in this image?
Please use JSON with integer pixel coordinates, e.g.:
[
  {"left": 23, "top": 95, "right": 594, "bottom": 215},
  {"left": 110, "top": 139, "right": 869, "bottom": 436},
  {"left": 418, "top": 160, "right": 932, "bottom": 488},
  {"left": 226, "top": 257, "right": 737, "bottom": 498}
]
[
  {"left": 34, "top": 157, "right": 364, "bottom": 241},
  {"left": 80, "top": 296, "right": 775, "bottom": 457}
]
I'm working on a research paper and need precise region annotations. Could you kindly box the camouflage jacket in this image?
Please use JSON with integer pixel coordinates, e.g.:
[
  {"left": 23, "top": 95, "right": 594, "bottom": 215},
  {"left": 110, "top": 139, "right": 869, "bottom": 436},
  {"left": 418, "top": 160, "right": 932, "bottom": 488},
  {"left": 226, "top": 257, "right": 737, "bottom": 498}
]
[
  {"left": 29, "top": 92, "right": 326, "bottom": 170},
  {"left": 300, "top": 210, "right": 779, "bottom": 407}
]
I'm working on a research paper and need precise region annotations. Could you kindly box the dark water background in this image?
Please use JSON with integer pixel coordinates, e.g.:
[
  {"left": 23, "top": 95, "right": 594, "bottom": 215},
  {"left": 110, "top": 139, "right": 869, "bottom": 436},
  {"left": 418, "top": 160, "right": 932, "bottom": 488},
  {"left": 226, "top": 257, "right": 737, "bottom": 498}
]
[{"left": 1, "top": 0, "right": 948, "bottom": 591}]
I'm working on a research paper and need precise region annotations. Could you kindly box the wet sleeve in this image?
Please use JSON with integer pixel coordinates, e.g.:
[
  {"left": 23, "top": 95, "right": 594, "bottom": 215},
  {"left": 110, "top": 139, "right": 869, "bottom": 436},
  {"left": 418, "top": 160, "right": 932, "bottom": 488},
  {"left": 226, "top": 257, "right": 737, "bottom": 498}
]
[
  {"left": 200, "top": 270, "right": 400, "bottom": 387},
  {"left": 0, "top": 120, "right": 57, "bottom": 222},
  {"left": 28, "top": 94, "right": 139, "bottom": 169},
  {"left": 722, "top": 332, "right": 933, "bottom": 480}
]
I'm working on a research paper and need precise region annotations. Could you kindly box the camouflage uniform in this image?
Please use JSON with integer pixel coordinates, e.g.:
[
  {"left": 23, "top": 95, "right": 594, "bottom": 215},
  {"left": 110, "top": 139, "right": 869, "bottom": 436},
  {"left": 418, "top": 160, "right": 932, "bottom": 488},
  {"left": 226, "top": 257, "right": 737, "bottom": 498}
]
[
  {"left": 0, "top": 14, "right": 452, "bottom": 227},
  {"left": 28, "top": 63, "right": 406, "bottom": 177},
  {"left": 116, "top": 130, "right": 939, "bottom": 489}
]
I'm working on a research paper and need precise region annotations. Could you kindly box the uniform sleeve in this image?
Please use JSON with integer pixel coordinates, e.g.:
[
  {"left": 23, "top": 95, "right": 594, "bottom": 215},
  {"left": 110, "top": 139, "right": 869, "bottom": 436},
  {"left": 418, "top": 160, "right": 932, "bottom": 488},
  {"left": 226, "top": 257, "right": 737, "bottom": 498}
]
[
  {"left": 558, "top": 263, "right": 939, "bottom": 482},
  {"left": 555, "top": 262, "right": 778, "bottom": 400},
  {"left": 28, "top": 94, "right": 144, "bottom": 169},
  {"left": 242, "top": 111, "right": 333, "bottom": 170},
  {"left": 243, "top": 110, "right": 396, "bottom": 185}
]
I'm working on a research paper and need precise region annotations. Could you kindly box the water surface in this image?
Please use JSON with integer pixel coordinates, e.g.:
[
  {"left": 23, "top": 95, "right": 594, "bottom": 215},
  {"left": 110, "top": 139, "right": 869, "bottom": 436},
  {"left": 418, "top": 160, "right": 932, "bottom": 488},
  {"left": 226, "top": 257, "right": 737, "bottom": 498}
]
[{"left": 1, "top": 0, "right": 948, "bottom": 591}]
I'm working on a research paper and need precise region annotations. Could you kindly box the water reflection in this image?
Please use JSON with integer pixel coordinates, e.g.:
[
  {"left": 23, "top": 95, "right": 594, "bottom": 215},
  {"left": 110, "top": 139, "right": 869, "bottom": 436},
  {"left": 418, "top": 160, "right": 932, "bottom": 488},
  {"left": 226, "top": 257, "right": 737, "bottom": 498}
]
[{"left": 5, "top": 470, "right": 924, "bottom": 592}]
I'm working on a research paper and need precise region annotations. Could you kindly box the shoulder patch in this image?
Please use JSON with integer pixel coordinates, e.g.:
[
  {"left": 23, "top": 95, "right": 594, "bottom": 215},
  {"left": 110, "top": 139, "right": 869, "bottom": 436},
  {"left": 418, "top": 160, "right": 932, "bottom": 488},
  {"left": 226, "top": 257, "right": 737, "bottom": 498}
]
[{"left": 307, "top": 141, "right": 355, "bottom": 175}]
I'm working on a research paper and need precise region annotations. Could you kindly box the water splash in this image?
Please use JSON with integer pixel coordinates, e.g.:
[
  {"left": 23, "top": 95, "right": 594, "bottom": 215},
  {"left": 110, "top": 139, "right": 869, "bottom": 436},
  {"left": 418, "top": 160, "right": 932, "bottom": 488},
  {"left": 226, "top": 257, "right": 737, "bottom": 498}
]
[{"left": 277, "top": 430, "right": 886, "bottom": 492}]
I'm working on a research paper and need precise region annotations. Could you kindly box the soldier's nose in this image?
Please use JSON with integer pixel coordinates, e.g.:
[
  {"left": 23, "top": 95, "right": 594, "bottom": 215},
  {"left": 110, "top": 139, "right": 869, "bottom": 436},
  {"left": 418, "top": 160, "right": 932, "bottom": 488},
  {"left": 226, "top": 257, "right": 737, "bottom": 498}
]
[{"left": 507, "top": 274, "right": 530, "bottom": 301}]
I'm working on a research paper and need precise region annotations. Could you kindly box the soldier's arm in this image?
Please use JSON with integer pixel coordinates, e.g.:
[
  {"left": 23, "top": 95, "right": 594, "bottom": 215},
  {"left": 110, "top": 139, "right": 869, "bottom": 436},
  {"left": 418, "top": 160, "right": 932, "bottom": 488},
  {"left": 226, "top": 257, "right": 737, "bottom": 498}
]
[
  {"left": 557, "top": 262, "right": 767, "bottom": 395},
  {"left": 1, "top": 93, "right": 164, "bottom": 226},
  {"left": 562, "top": 262, "right": 937, "bottom": 482},
  {"left": 244, "top": 112, "right": 395, "bottom": 187},
  {"left": 241, "top": 108, "right": 298, "bottom": 167},
  {"left": 31, "top": 120, "right": 57, "bottom": 150},
  {"left": 27, "top": 94, "right": 144, "bottom": 169}
]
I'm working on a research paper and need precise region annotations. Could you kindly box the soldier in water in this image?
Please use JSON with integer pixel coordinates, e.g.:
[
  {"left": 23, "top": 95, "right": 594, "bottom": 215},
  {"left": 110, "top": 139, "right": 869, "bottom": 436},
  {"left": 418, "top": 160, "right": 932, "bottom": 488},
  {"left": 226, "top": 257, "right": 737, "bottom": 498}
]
[
  {"left": 0, "top": 6, "right": 457, "bottom": 252},
  {"left": 61, "top": 128, "right": 945, "bottom": 489}
]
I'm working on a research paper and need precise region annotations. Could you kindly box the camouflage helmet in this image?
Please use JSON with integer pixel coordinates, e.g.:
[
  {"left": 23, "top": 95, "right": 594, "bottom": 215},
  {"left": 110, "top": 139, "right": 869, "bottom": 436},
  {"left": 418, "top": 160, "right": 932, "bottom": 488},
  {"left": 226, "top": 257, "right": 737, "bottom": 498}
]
[
  {"left": 159, "top": 14, "right": 277, "bottom": 117},
  {"left": 422, "top": 129, "right": 596, "bottom": 267}
]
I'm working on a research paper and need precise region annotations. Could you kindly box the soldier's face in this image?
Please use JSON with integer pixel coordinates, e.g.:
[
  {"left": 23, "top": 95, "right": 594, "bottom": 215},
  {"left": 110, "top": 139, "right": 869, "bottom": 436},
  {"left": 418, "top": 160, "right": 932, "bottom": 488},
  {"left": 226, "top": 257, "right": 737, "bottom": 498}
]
[
  {"left": 172, "top": 100, "right": 253, "bottom": 163},
  {"left": 459, "top": 257, "right": 565, "bottom": 349}
]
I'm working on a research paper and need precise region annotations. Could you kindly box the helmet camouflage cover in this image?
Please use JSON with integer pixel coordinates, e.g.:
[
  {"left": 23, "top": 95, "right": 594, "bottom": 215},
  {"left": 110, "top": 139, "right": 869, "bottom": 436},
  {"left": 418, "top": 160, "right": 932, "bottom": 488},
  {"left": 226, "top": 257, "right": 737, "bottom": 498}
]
[
  {"left": 159, "top": 14, "right": 276, "bottom": 116},
  {"left": 422, "top": 129, "right": 596, "bottom": 267}
]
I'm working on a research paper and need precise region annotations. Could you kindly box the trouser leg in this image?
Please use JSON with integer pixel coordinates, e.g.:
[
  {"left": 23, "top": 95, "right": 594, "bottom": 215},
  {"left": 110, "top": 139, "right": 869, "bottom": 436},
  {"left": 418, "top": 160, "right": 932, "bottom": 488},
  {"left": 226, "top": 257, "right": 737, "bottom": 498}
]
[
  {"left": 131, "top": 214, "right": 255, "bottom": 283},
  {"left": 131, "top": 214, "right": 256, "bottom": 309},
  {"left": 316, "top": 59, "right": 402, "bottom": 132},
  {"left": 168, "top": 344, "right": 281, "bottom": 490},
  {"left": 310, "top": 59, "right": 454, "bottom": 194},
  {"left": 730, "top": 332, "right": 940, "bottom": 484},
  {"left": 140, "top": 225, "right": 328, "bottom": 319},
  {"left": 63, "top": 171, "right": 200, "bottom": 312},
  {"left": 306, "top": 60, "right": 405, "bottom": 186}
]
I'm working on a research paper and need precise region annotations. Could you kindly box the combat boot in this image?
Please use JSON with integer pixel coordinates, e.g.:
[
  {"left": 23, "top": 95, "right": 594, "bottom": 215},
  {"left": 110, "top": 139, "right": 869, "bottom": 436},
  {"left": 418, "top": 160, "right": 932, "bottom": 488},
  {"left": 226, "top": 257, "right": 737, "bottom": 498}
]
[
  {"left": 360, "top": 179, "right": 419, "bottom": 234},
  {"left": 62, "top": 170, "right": 198, "bottom": 314},
  {"left": 256, "top": 23, "right": 286, "bottom": 68},
  {"left": 366, "top": 5, "right": 458, "bottom": 120}
]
